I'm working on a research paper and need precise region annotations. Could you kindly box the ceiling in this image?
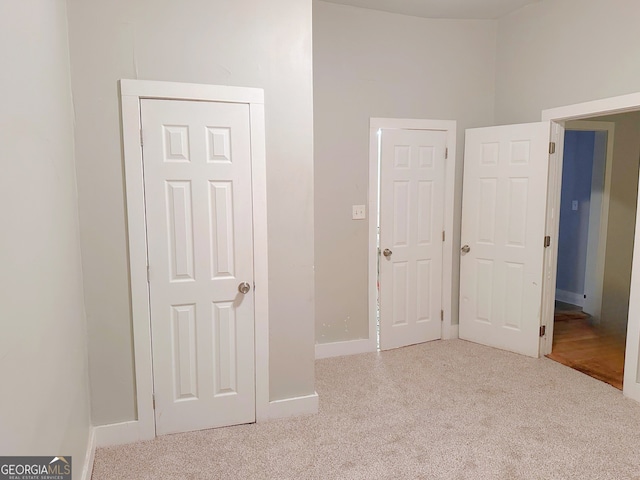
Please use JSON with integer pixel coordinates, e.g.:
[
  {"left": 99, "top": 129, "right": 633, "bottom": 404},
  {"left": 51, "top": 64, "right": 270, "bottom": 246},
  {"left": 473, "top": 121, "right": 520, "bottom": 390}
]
[{"left": 320, "top": 0, "right": 540, "bottom": 20}]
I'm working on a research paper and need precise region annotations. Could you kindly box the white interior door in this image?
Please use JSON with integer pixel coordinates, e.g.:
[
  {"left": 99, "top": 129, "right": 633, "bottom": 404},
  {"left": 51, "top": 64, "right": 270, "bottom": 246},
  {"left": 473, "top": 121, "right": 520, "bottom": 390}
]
[
  {"left": 459, "top": 122, "right": 550, "bottom": 358},
  {"left": 379, "top": 128, "right": 447, "bottom": 350},
  {"left": 141, "top": 99, "right": 255, "bottom": 435}
]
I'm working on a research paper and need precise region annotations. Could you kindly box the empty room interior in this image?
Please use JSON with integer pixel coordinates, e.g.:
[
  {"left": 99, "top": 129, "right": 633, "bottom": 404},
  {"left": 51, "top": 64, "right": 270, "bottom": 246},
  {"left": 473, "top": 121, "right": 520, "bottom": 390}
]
[{"left": 4, "top": 0, "right": 640, "bottom": 479}]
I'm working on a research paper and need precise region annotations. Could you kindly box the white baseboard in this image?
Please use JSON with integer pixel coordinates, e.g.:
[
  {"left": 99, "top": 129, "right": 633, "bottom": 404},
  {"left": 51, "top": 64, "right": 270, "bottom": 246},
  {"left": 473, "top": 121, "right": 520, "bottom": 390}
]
[
  {"left": 94, "top": 393, "right": 319, "bottom": 447},
  {"left": 81, "top": 427, "right": 96, "bottom": 480},
  {"left": 315, "top": 338, "right": 376, "bottom": 359},
  {"left": 94, "top": 421, "right": 149, "bottom": 448},
  {"left": 623, "top": 371, "right": 640, "bottom": 404},
  {"left": 259, "top": 392, "right": 319, "bottom": 421},
  {"left": 556, "top": 289, "right": 585, "bottom": 307},
  {"left": 445, "top": 324, "right": 459, "bottom": 340}
]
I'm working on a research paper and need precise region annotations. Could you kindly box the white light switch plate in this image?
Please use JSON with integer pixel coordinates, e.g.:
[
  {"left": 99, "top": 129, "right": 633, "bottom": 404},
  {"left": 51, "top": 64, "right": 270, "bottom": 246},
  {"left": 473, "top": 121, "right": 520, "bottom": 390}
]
[
  {"left": 352, "top": 205, "right": 366, "bottom": 220},
  {"left": 572, "top": 200, "right": 578, "bottom": 211}
]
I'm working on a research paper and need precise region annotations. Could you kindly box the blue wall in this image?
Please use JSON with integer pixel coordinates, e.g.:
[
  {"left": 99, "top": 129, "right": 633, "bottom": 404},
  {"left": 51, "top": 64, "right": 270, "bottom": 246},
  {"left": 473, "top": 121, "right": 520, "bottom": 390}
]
[{"left": 556, "top": 131, "right": 596, "bottom": 297}]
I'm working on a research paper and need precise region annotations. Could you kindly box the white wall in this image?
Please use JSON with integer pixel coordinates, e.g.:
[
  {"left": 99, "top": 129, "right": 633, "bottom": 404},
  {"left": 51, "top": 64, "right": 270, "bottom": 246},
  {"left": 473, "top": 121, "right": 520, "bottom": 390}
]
[
  {"left": 66, "top": 0, "right": 315, "bottom": 425},
  {"left": 556, "top": 130, "right": 596, "bottom": 301},
  {"left": 596, "top": 113, "right": 640, "bottom": 333},
  {"left": 314, "top": 1, "right": 497, "bottom": 343},
  {"left": 0, "top": 1, "right": 91, "bottom": 476},
  {"left": 495, "top": 0, "right": 640, "bottom": 125}
]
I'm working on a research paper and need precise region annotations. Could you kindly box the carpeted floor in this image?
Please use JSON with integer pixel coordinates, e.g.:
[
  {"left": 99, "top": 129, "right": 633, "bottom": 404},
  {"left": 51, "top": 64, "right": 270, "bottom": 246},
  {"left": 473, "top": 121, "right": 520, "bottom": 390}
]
[{"left": 92, "top": 340, "right": 640, "bottom": 479}]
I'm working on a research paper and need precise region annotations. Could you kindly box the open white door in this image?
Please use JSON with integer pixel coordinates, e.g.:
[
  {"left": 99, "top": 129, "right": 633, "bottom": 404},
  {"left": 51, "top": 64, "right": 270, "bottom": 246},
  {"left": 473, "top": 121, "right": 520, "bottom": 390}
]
[
  {"left": 459, "top": 122, "right": 551, "bottom": 358},
  {"left": 379, "top": 128, "right": 447, "bottom": 350}
]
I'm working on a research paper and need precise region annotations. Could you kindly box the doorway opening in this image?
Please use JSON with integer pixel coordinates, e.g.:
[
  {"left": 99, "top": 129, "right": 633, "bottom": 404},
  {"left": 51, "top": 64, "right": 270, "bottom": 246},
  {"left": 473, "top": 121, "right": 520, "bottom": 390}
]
[{"left": 546, "top": 113, "right": 640, "bottom": 390}]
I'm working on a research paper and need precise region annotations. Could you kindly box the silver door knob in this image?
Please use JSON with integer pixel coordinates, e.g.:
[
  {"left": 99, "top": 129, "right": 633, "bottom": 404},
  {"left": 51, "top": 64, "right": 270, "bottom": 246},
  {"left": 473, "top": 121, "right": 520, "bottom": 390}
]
[
  {"left": 461, "top": 245, "right": 471, "bottom": 254},
  {"left": 383, "top": 248, "right": 393, "bottom": 257},
  {"left": 238, "top": 282, "right": 251, "bottom": 294}
]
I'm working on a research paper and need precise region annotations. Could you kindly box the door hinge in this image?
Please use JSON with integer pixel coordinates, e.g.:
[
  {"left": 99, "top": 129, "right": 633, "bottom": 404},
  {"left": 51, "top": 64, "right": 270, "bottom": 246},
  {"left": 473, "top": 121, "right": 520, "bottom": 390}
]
[
  {"left": 152, "top": 394, "right": 155, "bottom": 410},
  {"left": 549, "top": 142, "right": 556, "bottom": 154},
  {"left": 445, "top": 148, "right": 449, "bottom": 160},
  {"left": 440, "top": 310, "right": 444, "bottom": 321},
  {"left": 146, "top": 265, "right": 150, "bottom": 283},
  {"left": 140, "top": 128, "right": 144, "bottom": 147},
  {"left": 544, "top": 236, "right": 551, "bottom": 248},
  {"left": 442, "top": 231, "right": 445, "bottom": 242},
  {"left": 539, "top": 325, "right": 546, "bottom": 337}
]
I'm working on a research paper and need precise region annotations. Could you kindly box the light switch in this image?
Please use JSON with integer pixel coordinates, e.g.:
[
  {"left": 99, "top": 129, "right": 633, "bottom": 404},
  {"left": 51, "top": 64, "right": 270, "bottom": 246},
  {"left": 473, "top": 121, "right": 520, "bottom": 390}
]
[
  {"left": 572, "top": 200, "right": 578, "bottom": 211},
  {"left": 352, "top": 205, "right": 366, "bottom": 220}
]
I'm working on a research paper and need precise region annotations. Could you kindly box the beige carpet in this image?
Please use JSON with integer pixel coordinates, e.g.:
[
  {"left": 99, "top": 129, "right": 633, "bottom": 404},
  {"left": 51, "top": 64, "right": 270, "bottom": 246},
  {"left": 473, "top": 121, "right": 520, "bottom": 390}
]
[{"left": 92, "top": 340, "right": 640, "bottom": 479}]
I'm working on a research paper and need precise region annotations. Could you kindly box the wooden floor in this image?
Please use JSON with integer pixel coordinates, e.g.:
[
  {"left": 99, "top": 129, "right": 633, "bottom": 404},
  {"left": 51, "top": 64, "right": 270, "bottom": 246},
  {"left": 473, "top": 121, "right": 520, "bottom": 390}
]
[{"left": 546, "top": 304, "right": 626, "bottom": 390}]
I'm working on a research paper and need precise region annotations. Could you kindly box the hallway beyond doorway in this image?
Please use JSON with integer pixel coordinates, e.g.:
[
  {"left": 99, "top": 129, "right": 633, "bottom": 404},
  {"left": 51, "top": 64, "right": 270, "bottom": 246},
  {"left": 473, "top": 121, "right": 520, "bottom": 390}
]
[{"left": 547, "top": 301, "right": 625, "bottom": 389}]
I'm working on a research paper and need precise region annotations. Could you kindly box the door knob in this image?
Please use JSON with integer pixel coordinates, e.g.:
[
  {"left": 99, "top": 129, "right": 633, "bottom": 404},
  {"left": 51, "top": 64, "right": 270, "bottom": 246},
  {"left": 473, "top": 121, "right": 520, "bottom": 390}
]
[
  {"left": 383, "top": 248, "right": 393, "bottom": 257},
  {"left": 238, "top": 282, "right": 251, "bottom": 294},
  {"left": 461, "top": 245, "right": 471, "bottom": 254}
]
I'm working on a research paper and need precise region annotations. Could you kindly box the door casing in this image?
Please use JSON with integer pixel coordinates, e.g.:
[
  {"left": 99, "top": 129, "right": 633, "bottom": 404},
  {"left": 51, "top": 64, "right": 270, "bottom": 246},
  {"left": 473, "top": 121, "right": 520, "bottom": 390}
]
[
  {"left": 369, "top": 118, "right": 458, "bottom": 351},
  {"left": 542, "top": 92, "right": 640, "bottom": 404},
  {"left": 120, "top": 79, "right": 269, "bottom": 442}
]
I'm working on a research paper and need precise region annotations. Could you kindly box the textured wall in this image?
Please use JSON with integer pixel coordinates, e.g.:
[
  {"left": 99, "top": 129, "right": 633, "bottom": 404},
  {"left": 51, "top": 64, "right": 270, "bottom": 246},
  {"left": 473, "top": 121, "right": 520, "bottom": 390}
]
[
  {"left": 496, "top": 0, "right": 640, "bottom": 124},
  {"left": 67, "top": 0, "right": 315, "bottom": 424},
  {"left": 314, "top": 1, "right": 497, "bottom": 342},
  {"left": 0, "top": 1, "right": 91, "bottom": 477}
]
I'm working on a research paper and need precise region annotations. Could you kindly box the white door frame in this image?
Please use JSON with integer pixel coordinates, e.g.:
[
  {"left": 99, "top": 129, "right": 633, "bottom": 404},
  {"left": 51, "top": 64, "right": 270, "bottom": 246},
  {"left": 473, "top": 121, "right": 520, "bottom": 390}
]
[
  {"left": 119, "top": 79, "right": 270, "bottom": 442},
  {"left": 562, "top": 121, "right": 615, "bottom": 322},
  {"left": 542, "top": 92, "right": 640, "bottom": 403},
  {"left": 368, "top": 118, "right": 458, "bottom": 349}
]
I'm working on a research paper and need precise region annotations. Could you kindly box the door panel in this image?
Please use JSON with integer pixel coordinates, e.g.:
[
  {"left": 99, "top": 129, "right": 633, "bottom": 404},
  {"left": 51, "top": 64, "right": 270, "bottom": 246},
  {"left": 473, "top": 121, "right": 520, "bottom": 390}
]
[
  {"left": 379, "top": 129, "right": 447, "bottom": 350},
  {"left": 459, "top": 122, "right": 550, "bottom": 358},
  {"left": 141, "top": 99, "right": 255, "bottom": 435}
]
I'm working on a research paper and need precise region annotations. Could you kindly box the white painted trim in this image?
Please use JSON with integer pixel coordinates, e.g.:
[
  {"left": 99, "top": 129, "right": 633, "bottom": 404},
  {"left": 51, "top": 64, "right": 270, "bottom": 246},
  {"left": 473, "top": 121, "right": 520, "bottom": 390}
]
[
  {"left": 120, "top": 79, "right": 263, "bottom": 104},
  {"left": 260, "top": 393, "right": 319, "bottom": 421},
  {"left": 555, "top": 289, "right": 585, "bottom": 308},
  {"left": 565, "top": 121, "right": 615, "bottom": 324},
  {"left": 368, "top": 118, "right": 457, "bottom": 352},
  {"left": 315, "top": 339, "right": 375, "bottom": 360},
  {"left": 542, "top": 92, "right": 640, "bottom": 122},
  {"left": 541, "top": 92, "right": 640, "bottom": 402},
  {"left": 446, "top": 324, "right": 459, "bottom": 340},
  {"left": 93, "top": 421, "right": 143, "bottom": 447},
  {"left": 80, "top": 428, "right": 96, "bottom": 480},
  {"left": 120, "top": 90, "right": 156, "bottom": 442},
  {"left": 119, "top": 79, "right": 270, "bottom": 439},
  {"left": 93, "top": 393, "right": 319, "bottom": 446},
  {"left": 249, "top": 102, "right": 271, "bottom": 421},
  {"left": 540, "top": 122, "right": 565, "bottom": 356}
]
